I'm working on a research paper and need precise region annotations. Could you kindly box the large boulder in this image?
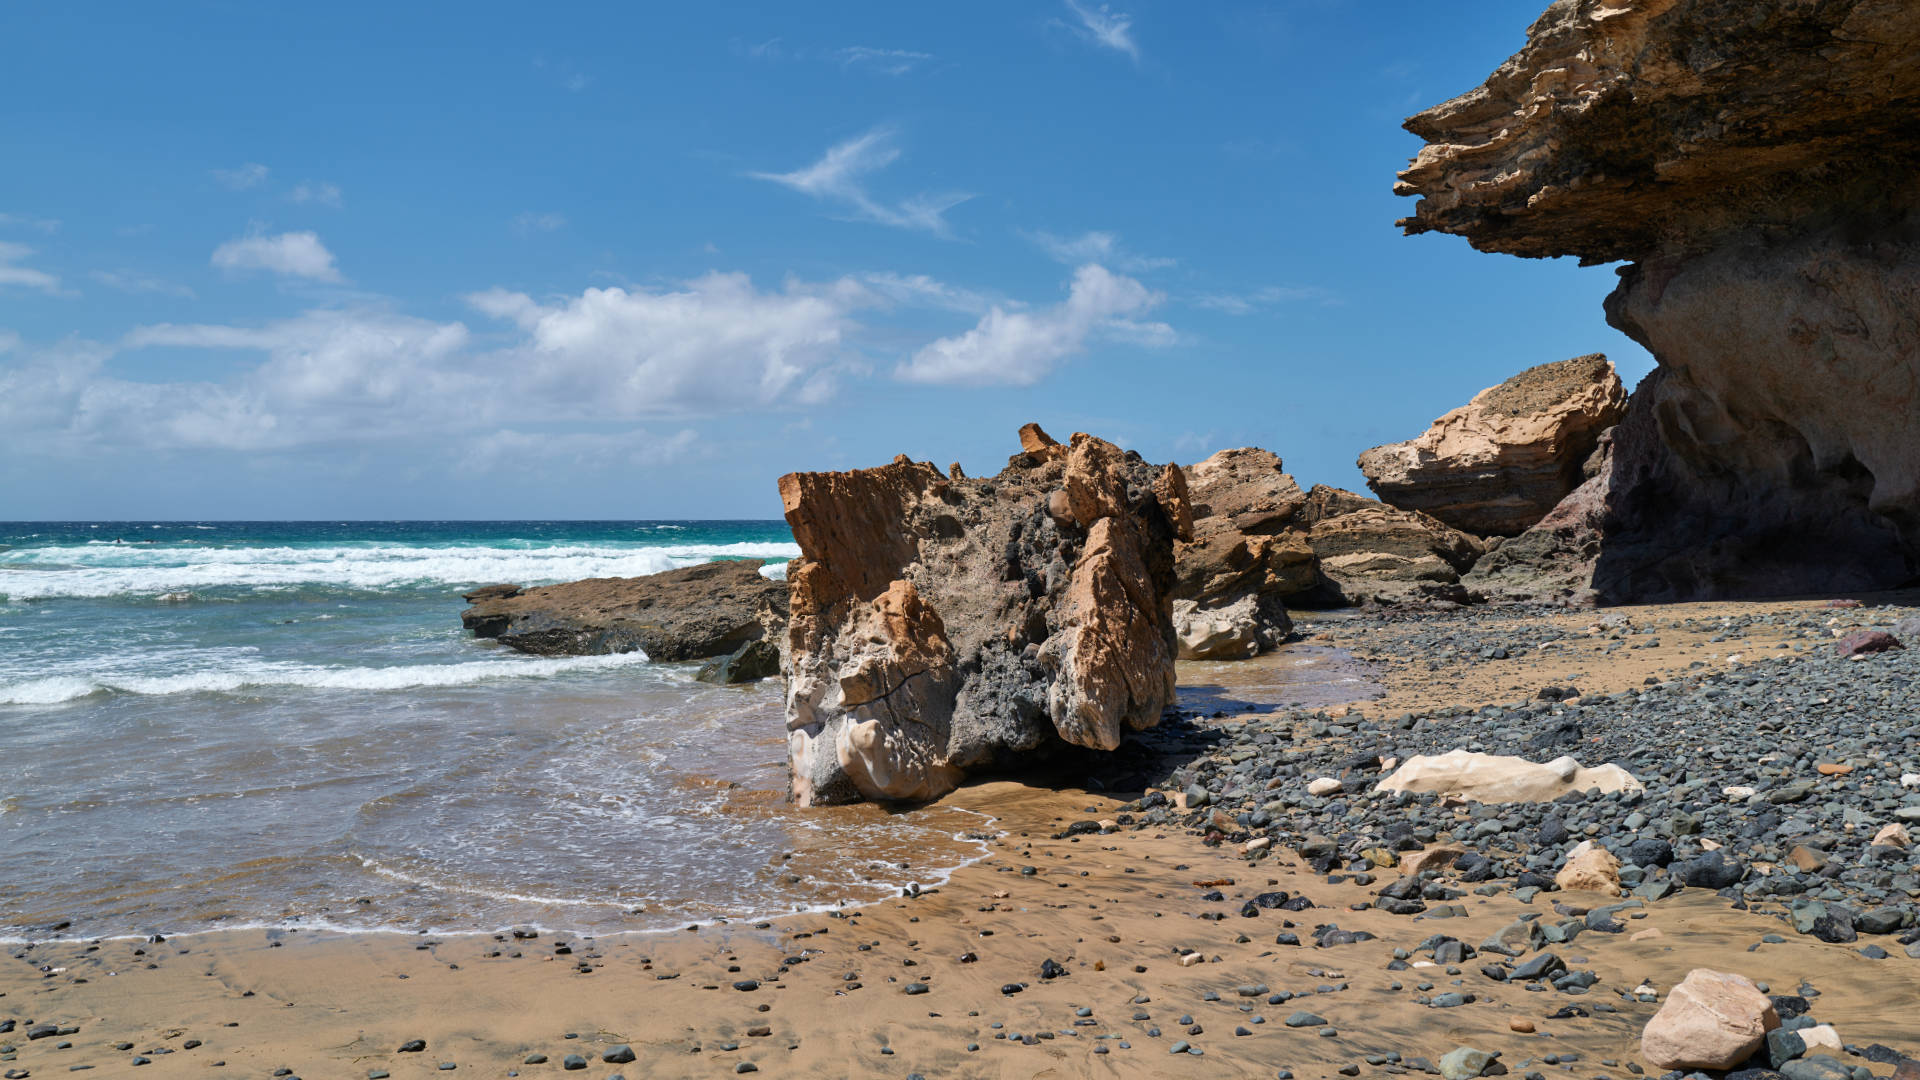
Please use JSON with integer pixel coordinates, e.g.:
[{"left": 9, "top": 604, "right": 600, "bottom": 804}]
[
  {"left": 1358, "top": 354, "right": 1627, "bottom": 536},
  {"left": 1396, "top": 0, "right": 1920, "bottom": 601},
  {"left": 779, "top": 426, "right": 1187, "bottom": 806},
  {"left": 460, "top": 560, "right": 786, "bottom": 661},
  {"left": 1294, "top": 486, "right": 1484, "bottom": 605},
  {"left": 1379, "top": 750, "right": 1642, "bottom": 804},
  {"left": 1640, "top": 969, "right": 1781, "bottom": 1071},
  {"left": 1171, "top": 448, "right": 1316, "bottom": 658}
]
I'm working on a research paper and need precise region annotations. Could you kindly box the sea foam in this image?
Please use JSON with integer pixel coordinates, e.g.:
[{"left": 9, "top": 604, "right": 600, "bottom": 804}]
[
  {"left": 0, "top": 541, "right": 802, "bottom": 599},
  {"left": 0, "top": 651, "right": 652, "bottom": 705}
]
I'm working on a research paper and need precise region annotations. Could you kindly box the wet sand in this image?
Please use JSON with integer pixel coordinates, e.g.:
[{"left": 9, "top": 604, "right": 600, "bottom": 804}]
[{"left": 4, "top": 597, "right": 1916, "bottom": 1079}]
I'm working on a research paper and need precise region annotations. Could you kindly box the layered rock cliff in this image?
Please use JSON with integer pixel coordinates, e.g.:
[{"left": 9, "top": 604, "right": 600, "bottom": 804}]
[
  {"left": 779, "top": 426, "right": 1187, "bottom": 806},
  {"left": 1358, "top": 355, "right": 1626, "bottom": 536},
  {"left": 1397, "top": 0, "right": 1920, "bottom": 600}
]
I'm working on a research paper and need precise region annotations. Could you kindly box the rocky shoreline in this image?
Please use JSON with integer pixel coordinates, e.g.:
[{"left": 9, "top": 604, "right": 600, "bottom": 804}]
[{"left": 11, "top": 594, "right": 1920, "bottom": 1078}]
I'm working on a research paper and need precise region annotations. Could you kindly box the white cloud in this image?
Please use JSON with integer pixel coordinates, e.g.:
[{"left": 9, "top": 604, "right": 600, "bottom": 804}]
[
  {"left": 858, "top": 272, "right": 1000, "bottom": 314},
  {"left": 212, "top": 163, "right": 270, "bottom": 190},
  {"left": 0, "top": 212, "right": 60, "bottom": 234},
  {"left": 90, "top": 269, "right": 196, "bottom": 299},
  {"left": 0, "top": 241, "right": 64, "bottom": 294},
  {"left": 513, "top": 211, "right": 568, "bottom": 234},
  {"left": 468, "top": 272, "right": 864, "bottom": 413},
  {"left": 1028, "top": 229, "right": 1174, "bottom": 272},
  {"left": 751, "top": 129, "right": 970, "bottom": 236},
  {"left": 1192, "top": 285, "right": 1339, "bottom": 314},
  {"left": 289, "top": 181, "right": 343, "bottom": 207},
  {"left": 1062, "top": 0, "right": 1139, "bottom": 59},
  {"left": 896, "top": 264, "right": 1170, "bottom": 386},
  {"left": 211, "top": 230, "right": 343, "bottom": 282},
  {"left": 834, "top": 46, "right": 934, "bottom": 75}
]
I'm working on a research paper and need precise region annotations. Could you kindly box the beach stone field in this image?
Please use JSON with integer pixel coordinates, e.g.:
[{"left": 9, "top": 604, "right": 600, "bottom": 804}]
[{"left": 4, "top": 596, "right": 1919, "bottom": 1079}]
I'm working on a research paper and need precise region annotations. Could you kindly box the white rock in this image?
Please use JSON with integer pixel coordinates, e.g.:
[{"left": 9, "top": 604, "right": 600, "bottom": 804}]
[
  {"left": 1244, "top": 837, "right": 1272, "bottom": 854},
  {"left": 1873, "top": 822, "right": 1911, "bottom": 848},
  {"left": 1799, "top": 1024, "right": 1843, "bottom": 1056},
  {"left": 1378, "top": 749, "right": 1643, "bottom": 804},
  {"left": 1723, "top": 786, "right": 1757, "bottom": 800},
  {"left": 1307, "top": 777, "right": 1344, "bottom": 797},
  {"left": 1902, "top": 772, "right": 1920, "bottom": 790}
]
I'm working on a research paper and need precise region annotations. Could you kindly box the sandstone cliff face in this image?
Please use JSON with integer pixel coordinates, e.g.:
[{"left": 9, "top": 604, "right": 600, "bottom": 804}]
[
  {"left": 1397, "top": 0, "right": 1920, "bottom": 600},
  {"left": 1358, "top": 355, "right": 1627, "bottom": 537},
  {"left": 460, "top": 560, "right": 786, "bottom": 660},
  {"left": 779, "top": 426, "right": 1186, "bottom": 806},
  {"left": 1171, "top": 448, "right": 1313, "bottom": 659}
]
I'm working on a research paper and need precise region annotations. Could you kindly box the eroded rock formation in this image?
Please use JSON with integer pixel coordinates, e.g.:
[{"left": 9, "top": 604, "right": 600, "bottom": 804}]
[
  {"left": 780, "top": 426, "right": 1186, "bottom": 805},
  {"left": 1397, "top": 0, "right": 1920, "bottom": 600},
  {"left": 1295, "top": 486, "right": 1485, "bottom": 605},
  {"left": 1172, "top": 448, "right": 1314, "bottom": 659},
  {"left": 460, "top": 560, "right": 786, "bottom": 660},
  {"left": 1358, "top": 355, "right": 1626, "bottom": 536}
]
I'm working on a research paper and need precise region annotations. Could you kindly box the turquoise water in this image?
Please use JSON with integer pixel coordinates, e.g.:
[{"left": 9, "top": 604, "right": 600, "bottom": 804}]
[{"left": 0, "top": 522, "right": 989, "bottom": 941}]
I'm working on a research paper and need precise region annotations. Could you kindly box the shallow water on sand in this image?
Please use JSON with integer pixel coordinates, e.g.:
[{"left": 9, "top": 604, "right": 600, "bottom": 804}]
[{"left": 0, "top": 522, "right": 988, "bottom": 940}]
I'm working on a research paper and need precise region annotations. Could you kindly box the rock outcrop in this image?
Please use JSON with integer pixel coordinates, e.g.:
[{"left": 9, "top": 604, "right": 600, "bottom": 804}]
[
  {"left": 779, "top": 426, "right": 1187, "bottom": 806},
  {"left": 1294, "top": 487, "right": 1484, "bottom": 605},
  {"left": 1397, "top": 0, "right": 1920, "bottom": 601},
  {"left": 1172, "top": 448, "right": 1314, "bottom": 659},
  {"left": 460, "top": 560, "right": 787, "bottom": 661},
  {"left": 1358, "top": 355, "right": 1626, "bottom": 536}
]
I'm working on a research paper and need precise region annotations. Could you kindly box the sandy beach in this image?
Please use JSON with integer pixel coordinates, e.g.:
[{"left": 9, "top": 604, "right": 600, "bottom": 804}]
[{"left": 9, "top": 595, "right": 1917, "bottom": 1080}]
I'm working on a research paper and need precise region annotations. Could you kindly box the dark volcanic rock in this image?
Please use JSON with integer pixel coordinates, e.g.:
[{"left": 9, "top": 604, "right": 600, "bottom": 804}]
[
  {"left": 781, "top": 426, "right": 1187, "bottom": 805},
  {"left": 461, "top": 560, "right": 787, "bottom": 662},
  {"left": 695, "top": 638, "right": 782, "bottom": 685},
  {"left": 1396, "top": 0, "right": 1920, "bottom": 601}
]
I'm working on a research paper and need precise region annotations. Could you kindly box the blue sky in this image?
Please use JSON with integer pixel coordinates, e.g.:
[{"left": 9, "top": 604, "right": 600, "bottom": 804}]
[{"left": 0, "top": 1, "right": 1650, "bottom": 520}]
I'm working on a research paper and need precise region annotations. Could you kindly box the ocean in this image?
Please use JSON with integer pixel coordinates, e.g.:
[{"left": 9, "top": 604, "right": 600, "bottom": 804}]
[{"left": 0, "top": 521, "right": 990, "bottom": 942}]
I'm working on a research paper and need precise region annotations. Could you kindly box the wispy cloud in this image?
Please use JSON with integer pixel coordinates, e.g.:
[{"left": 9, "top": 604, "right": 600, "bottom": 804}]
[
  {"left": 513, "top": 212, "right": 568, "bottom": 235},
  {"left": 896, "top": 264, "right": 1171, "bottom": 386},
  {"left": 0, "top": 212, "right": 60, "bottom": 234},
  {"left": 1062, "top": 0, "right": 1140, "bottom": 60},
  {"left": 1028, "top": 229, "right": 1174, "bottom": 273},
  {"left": 211, "top": 230, "right": 343, "bottom": 282},
  {"left": 834, "top": 46, "right": 935, "bottom": 76},
  {"left": 858, "top": 272, "right": 1001, "bottom": 315},
  {"left": 90, "top": 269, "right": 196, "bottom": 299},
  {"left": 750, "top": 129, "right": 970, "bottom": 237},
  {"left": 289, "top": 181, "right": 343, "bottom": 207},
  {"left": 1192, "top": 285, "right": 1339, "bottom": 314},
  {"left": 211, "top": 163, "right": 270, "bottom": 190},
  {"left": 738, "top": 39, "right": 935, "bottom": 76},
  {"left": 0, "top": 241, "right": 66, "bottom": 295}
]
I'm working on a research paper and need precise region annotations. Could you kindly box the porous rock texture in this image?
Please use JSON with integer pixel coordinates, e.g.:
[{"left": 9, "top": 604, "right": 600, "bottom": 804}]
[
  {"left": 1294, "top": 486, "right": 1485, "bottom": 605},
  {"left": 1357, "top": 354, "right": 1627, "bottom": 537},
  {"left": 1397, "top": 0, "right": 1920, "bottom": 601},
  {"left": 459, "top": 560, "right": 786, "bottom": 661},
  {"left": 779, "top": 425, "right": 1187, "bottom": 806},
  {"left": 1171, "top": 448, "right": 1314, "bottom": 659}
]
